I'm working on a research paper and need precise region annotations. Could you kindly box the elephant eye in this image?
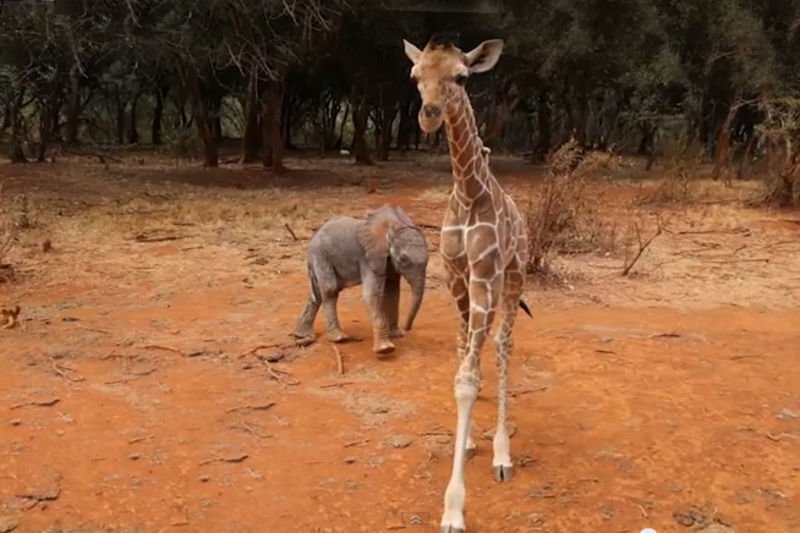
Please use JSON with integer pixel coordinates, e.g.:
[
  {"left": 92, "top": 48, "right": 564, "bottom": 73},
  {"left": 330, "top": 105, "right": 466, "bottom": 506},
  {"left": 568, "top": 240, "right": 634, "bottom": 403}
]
[{"left": 455, "top": 74, "right": 468, "bottom": 86}]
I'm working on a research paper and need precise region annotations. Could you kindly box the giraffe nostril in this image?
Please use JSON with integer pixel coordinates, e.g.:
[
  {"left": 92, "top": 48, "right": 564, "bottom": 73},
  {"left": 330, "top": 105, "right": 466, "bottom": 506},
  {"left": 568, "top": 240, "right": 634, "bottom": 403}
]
[{"left": 423, "top": 104, "right": 441, "bottom": 118}]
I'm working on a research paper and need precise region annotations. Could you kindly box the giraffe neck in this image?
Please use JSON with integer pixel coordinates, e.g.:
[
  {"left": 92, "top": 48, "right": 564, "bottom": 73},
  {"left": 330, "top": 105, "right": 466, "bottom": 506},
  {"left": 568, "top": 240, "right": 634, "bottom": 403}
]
[{"left": 444, "top": 88, "right": 491, "bottom": 206}]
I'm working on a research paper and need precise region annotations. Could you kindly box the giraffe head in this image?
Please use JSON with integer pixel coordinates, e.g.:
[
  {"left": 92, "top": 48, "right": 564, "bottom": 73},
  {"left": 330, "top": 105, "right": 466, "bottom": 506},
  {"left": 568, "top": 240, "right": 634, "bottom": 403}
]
[{"left": 402, "top": 35, "right": 504, "bottom": 133}]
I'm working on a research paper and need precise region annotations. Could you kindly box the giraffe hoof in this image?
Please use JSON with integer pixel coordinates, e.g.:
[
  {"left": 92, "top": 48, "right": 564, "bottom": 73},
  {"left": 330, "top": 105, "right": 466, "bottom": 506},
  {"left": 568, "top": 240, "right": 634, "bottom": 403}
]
[{"left": 493, "top": 464, "right": 514, "bottom": 482}]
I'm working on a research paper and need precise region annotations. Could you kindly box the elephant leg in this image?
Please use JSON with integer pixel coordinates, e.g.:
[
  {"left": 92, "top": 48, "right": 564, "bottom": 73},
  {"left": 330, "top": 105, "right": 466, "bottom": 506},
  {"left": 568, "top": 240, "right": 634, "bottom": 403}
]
[
  {"left": 323, "top": 292, "right": 362, "bottom": 343},
  {"left": 291, "top": 296, "right": 320, "bottom": 346},
  {"left": 383, "top": 272, "right": 403, "bottom": 339},
  {"left": 363, "top": 274, "right": 394, "bottom": 355}
]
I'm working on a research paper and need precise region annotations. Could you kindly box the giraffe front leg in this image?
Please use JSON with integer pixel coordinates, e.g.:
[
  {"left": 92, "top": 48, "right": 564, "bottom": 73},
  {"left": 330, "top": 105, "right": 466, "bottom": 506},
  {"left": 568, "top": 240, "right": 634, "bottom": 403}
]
[
  {"left": 440, "top": 274, "right": 500, "bottom": 533},
  {"left": 447, "top": 272, "right": 477, "bottom": 459},
  {"left": 492, "top": 275, "right": 524, "bottom": 482}
]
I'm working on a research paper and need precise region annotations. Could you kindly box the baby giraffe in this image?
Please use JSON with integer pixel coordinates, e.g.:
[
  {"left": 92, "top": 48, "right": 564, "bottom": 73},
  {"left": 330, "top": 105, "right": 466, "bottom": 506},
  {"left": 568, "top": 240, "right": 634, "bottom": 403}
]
[{"left": 403, "top": 35, "right": 531, "bottom": 533}]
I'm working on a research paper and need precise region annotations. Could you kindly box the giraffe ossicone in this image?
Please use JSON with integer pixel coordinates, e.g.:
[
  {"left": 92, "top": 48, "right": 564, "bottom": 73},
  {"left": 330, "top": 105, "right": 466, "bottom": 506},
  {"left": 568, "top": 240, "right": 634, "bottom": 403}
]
[{"left": 403, "top": 35, "right": 532, "bottom": 533}]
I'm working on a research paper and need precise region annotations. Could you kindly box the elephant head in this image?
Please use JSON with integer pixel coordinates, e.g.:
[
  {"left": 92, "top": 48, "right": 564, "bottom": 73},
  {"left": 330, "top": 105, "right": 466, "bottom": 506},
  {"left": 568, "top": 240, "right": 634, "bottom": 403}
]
[{"left": 358, "top": 204, "right": 429, "bottom": 331}]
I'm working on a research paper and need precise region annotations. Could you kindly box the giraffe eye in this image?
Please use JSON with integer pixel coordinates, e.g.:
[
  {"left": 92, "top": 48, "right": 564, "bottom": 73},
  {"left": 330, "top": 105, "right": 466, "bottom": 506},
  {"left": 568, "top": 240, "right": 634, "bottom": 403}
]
[{"left": 455, "top": 74, "right": 468, "bottom": 86}]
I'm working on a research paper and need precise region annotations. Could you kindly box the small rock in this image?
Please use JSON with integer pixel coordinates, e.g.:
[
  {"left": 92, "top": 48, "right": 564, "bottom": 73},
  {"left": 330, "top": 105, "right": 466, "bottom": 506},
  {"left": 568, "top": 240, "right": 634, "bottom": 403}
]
[
  {"left": 128, "top": 453, "right": 141, "bottom": 461},
  {"left": 527, "top": 513, "right": 544, "bottom": 526},
  {"left": 673, "top": 508, "right": 709, "bottom": 528},
  {"left": 344, "top": 456, "right": 356, "bottom": 464},
  {"left": 600, "top": 503, "right": 614, "bottom": 520},
  {"left": 386, "top": 435, "right": 412, "bottom": 449},
  {"left": 198, "top": 475, "right": 210, "bottom": 483},
  {"left": 9, "top": 419, "right": 22, "bottom": 426},
  {"left": 777, "top": 408, "right": 799, "bottom": 420}
]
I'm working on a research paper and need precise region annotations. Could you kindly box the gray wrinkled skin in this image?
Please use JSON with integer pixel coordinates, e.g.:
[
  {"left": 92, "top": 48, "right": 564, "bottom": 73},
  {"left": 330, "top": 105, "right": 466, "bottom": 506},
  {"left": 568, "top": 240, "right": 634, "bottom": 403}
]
[{"left": 291, "top": 205, "right": 429, "bottom": 355}]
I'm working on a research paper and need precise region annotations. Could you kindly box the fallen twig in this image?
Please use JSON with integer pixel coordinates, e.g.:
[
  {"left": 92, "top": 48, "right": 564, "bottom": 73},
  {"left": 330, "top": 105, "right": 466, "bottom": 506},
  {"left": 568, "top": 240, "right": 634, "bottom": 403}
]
[
  {"left": 730, "top": 354, "right": 763, "bottom": 361},
  {"left": 198, "top": 453, "right": 249, "bottom": 466},
  {"left": 510, "top": 386, "right": 548, "bottom": 397},
  {"left": 332, "top": 344, "right": 345, "bottom": 376},
  {"left": 343, "top": 438, "right": 369, "bottom": 448},
  {"left": 51, "top": 359, "right": 85, "bottom": 383},
  {"left": 10, "top": 397, "right": 60, "bottom": 410},
  {"left": 766, "top": 432, "right": 800, "bottom": 442},
  {"left": 261, "top": 359, "right": 299, "bottom": 386},
  {"left": 240, "top": 343, "right": 284, "bottom": 358},
  {"left": 142, "top": 344, "right": 186, "bottom": 356},
  {"left": 622, "top": 215, "right": 663, "bottom": 276},
  {"left": 226, "top": 402, "right": 276, "bottom": 413},
  {"left": 284, "top": 223, "right": 299, "bottom": 241},
  {"left": 319, "top": 381, "right": 355, "bottom": 389},
  {"left": 75, "top": 323, "right": 112, "bottom": 335}
]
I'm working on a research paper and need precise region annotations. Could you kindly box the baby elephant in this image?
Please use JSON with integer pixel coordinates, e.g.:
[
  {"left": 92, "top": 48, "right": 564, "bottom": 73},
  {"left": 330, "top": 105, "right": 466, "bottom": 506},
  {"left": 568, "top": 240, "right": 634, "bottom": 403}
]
[{"left": 292, "top": 204, "right": 429, "bottom": 354}]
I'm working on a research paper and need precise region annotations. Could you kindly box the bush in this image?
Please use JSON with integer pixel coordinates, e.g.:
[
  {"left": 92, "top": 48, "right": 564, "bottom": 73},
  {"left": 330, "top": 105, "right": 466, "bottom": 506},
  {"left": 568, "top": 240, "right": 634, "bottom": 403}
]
[{"left": 525, "top": 138, "right": 619, "bottom": 277}]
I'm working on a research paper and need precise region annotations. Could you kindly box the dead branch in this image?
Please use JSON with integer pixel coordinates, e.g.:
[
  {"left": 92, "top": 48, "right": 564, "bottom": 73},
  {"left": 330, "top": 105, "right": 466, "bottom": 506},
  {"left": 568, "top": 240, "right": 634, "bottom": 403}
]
[
  {"left": 331, "top": 344, "right": 344, "bottom": 375},
  {"left": 240, "top": 342, "right": 286, "bottom": 358},
  {"left": 260, "top": 359, "right": 299, "bottom": 386},
  {"left": 51, "top": 359, "right": 85, "bottom": 383},
  {"left": 283, "top": 223, "right": 299, "bottom": 241},
  {"left": 225, "top": 401, "right": 276, "bottom": 413},
  {"left": 319, "top": 381, "right": 355, "bottom": 389},
  {"left": 142, "top": 344, "right": 186, "bottom": 356},
  {"left": 622, "top": 215, "right": 663, "bottom": 276}
]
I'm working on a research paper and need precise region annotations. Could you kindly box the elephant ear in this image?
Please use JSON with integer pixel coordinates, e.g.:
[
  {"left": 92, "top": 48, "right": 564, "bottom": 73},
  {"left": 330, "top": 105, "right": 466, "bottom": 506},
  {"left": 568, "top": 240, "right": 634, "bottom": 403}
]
[{"left": 358, "top": 205, "right": 399, "bottom": 277}]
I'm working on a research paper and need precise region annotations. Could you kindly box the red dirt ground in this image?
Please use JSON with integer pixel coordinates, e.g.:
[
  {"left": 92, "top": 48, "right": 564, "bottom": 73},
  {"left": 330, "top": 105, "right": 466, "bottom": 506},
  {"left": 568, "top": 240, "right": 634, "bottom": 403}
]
[{"left": 1, "top": 154, "right": 799, "bottom": 533}]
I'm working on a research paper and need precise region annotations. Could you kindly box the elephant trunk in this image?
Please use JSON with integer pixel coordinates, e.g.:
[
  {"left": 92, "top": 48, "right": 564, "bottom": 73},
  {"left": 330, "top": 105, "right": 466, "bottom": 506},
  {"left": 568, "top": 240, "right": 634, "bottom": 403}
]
[{"left": 404, "top": 273, "right": 425, "bottom": 330}]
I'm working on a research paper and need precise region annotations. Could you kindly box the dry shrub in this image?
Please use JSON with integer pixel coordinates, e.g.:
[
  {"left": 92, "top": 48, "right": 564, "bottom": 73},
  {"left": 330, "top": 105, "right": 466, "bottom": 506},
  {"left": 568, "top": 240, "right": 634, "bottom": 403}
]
[
  {"left": 525, "top": 138, "right": 619, "bottom": 278},
  {"left": 754, "top": 98, "right": 800, "bottom": 206}
]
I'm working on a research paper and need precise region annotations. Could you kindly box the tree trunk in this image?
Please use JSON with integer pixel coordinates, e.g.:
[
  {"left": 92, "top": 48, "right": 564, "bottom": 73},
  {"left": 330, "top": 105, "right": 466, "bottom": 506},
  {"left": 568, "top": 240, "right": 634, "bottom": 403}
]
[
  {"left": 737, "top": 131, "right": 756, "bottom": 180},
  {"left": 351, "top": 85, "right": 372, "bottom": 165},
  {"left": 711, "top": 103, "right": 738, "bottom": 184},
  {"left": 127, "top": 91, "right": 141, "bottom": 144},
  {"left": 396, "top": 91, "right": 413, "bottom": 151},
  {"left": 261, "top": 81, "right": 284, "bottom": 173},
  {"left": 533, "top": 91, "right": 551, "bottom": 162},
  {"left": 8, "top": 93, "right": 27, "bottom": 163},
  {"left": 64, "top": 63, "right": 80, "bottom": 145},
  {"left": 179, "top": 64, "right": 217, "bottom": 167},
  {"left": 375, "top": 88, "right": 397, "bottom": 161},
  {"left": 0, "top": 100, "right": 10, "bottom": 140},
  {"left": 241, "top": 69, "right": 262, "bottom": 163},
  {"left": 115, "top": 88, "right": 125, "bottom": 145},
  {"left": 151, "top": 88, "right": 164, "bottom": 145}
]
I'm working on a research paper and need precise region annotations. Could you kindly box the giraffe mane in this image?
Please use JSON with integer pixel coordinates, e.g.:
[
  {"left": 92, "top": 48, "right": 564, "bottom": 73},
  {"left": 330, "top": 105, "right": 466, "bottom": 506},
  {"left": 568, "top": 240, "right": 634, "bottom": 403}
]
[{"left": 427, "top": 32, "right": 461, "bottom": 50}]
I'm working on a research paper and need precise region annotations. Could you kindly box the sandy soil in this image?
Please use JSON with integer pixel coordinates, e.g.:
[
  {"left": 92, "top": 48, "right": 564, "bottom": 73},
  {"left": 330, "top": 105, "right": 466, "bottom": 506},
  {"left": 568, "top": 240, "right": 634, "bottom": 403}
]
[{"left": 0, "top": 153, "right": 799, "bottom": 533}]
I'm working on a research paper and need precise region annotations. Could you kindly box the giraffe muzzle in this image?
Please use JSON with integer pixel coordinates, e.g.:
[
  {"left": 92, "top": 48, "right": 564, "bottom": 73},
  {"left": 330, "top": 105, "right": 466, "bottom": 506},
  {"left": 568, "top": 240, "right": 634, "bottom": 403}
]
[{"left": 422, "top": 104, "right": 442, "bottom": 118}]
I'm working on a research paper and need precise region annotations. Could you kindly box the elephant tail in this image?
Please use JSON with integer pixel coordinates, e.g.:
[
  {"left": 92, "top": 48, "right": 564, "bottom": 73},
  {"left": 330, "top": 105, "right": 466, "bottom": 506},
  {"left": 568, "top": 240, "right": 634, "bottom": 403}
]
[
  {"left": 518, "top": 298, "right": 533, "bottom": 318},
  {"left": 308, "top": 260, "right": 322, "bottom": 304}
]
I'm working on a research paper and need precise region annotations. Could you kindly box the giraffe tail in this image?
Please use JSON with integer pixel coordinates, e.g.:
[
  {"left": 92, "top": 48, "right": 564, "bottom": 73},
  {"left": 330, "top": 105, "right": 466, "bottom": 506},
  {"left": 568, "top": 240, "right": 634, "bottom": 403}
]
[{"left": 518, "top": 299, "right": 533, "bottom": 318}]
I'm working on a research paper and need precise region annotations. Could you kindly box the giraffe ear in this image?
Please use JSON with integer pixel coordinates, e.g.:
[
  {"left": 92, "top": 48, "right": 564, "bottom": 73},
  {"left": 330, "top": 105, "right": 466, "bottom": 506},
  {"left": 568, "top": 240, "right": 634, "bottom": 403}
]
[
  {"left": 403, "top": 39, "right": 422, "bottom": 63},
  {"left": 465, "top": 39, "right": 504, "bottom": 74}
]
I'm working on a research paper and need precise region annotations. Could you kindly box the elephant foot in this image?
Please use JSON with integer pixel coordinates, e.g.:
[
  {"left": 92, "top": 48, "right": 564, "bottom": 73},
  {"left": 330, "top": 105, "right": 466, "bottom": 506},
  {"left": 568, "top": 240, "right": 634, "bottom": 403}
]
[
  {"left": 373, "top": 338, "right": 395, "bottom": 355},
  {"left": 327, "top": 329, "right": 363, "bottom": 343},
  {"left": 388, "top": 327, "right": 405, "bottom": 339},
  {"left": 291, "top": 332, "right": 316, "bottom": 347}
]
